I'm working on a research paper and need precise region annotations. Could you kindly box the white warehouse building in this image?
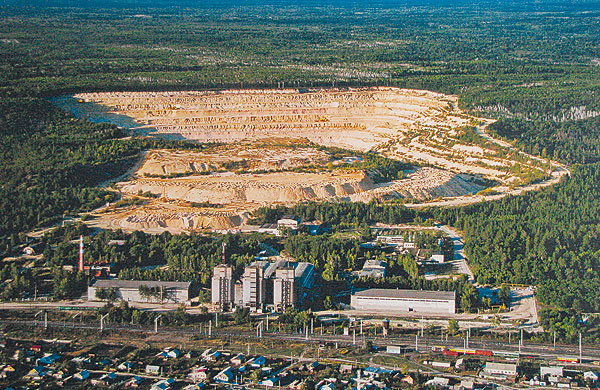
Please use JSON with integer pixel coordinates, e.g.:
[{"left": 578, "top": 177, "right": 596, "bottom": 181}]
[
  {"left": 89, "top": 279, "right": 192, "bottom": 304},
  {"left": 350, "top": 288, "right": 456, "bottom": 314}
]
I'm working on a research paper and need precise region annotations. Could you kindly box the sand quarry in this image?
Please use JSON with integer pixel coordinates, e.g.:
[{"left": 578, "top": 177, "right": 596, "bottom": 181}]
[{"left": 56, "top": 87, "right": 557, "bottom": 233}]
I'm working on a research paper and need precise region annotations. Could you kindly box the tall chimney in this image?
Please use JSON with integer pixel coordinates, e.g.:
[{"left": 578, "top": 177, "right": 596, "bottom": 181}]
[
  {"left": 78, "top": 235, "right": 84, "bottom": 272},
  {"left": 222, "top": 242, "right": 226, "bottom": 264}
]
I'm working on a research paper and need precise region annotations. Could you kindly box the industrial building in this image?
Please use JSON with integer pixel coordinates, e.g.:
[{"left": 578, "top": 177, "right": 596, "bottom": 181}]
[
  {"left": 88, "top": 279, "right": 192, "bottom": 304},
  {"left": 211, "top": 265, "right": 235, "bottom": 311},
  {"left": 242, "top": 264, "right": 266, "bottom": 311},
  {"left": 277, "top": 216, "right": 301, "bottom": 231},
  {"left": 350, "top": 288, "right": 456, "bottom": 314},
  {"left": 359, "top": 259, "right": 387, "bottom": 278},
  {"left": 211, "top": 258, "right": 314, "bottom": 312}
]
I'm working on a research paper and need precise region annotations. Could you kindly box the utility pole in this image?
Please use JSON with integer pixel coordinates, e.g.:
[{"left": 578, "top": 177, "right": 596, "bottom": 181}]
[
  {"left": 209, "top": 320, "right": 212, "bottom": 337},
  {"left": 415, "top": 335, "right": 418, "bottom": 353},
  {"left": 353, "top": 329, "right": 356, "bottom": 346},
  {"left": 266, "top": 315, "right": 269, "bottom": 332},
  {"left": 154, "top": 314, "right": 163, "bottom": 334},
  {"left": 466, "top": 327, "right": 470, "bottom": 349},
  {"left": 44, "top": 311, "right": 48, "bottom": 329},
  {"left": 360, "top": 319, "right": 363, "bottom": 335},
  {"left": 305, "top": 325, "right": 308, "bottom": 341},
  {"left": 215, "top": 312, "right": 218, "bottom": 328},
  {"left": 257, "top": 321, "right": 263, "bottom": 338},
  {"left": 35, "top": 310, "right": 43, "bottom": 327},
  {"left": 100, "top": 313, "right": 109, "bottom": 331},
  {"left": 553, "top": 331, "right": 556, "bottom": 349},
  {"left": 421, "top": 315, "right": 424, "bottom": 337},
  {"left": 72, "top": 313, "right": 80, "bottom": 328},
  {"left": 579, "top": 332, "right": 582, "bottom": 363},
  {"left": 311, "top": 318, "right": 314, "bottom": 334},
  {"left": 519, "top": 329, "right": 523, "bottom": 354}
]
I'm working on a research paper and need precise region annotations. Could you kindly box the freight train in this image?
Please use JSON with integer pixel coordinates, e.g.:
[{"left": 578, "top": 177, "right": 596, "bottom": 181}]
[{"left": 431, "top": 346, "right": 579, "bottom": 363}]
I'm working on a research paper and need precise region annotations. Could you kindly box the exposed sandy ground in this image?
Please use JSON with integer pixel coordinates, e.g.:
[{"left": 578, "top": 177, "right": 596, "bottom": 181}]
[
  {"left": 91, "top": 167, "right": 484, "bottom": 232},
  {"left": 70, "top": 87, "right": 548, "bottom": 185},
  {"left": 49, "top": 88, "right": 566, "bottom": 232}
]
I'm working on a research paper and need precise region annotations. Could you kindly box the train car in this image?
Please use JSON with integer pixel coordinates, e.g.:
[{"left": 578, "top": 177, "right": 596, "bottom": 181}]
[
  {"left": 443, "top": 350, "right": 459, "bottom": 357},
  {"left": 557, "top": 357, "right": 578, "bottom": 363},
  {"left": 432, "top": 346, "right": 446, "bottom": 352},
  {"left": 494, "top": 350, "right": 520, "bottom": 358},
  {"left": 475, "top": 350, "right": 494, "bottom": 356},
  {"left": 449, "top": 348, "right": 477, "bottom": 355}
]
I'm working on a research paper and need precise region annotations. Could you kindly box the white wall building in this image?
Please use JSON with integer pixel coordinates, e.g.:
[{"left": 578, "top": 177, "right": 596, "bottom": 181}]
[
  {"left": 350, "top": 288, "right": 455, "bottom": 314},
  {"left": 212, "top": 265, "right": 234, "bottom": 311},
  {"left": 88, "top": 279, "right": 191, "bottom": 304}
]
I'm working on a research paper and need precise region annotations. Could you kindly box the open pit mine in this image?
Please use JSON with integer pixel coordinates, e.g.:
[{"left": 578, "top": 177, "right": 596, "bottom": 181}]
[{"left": 52, "top": 87, "right": 551, "bottom": 233}]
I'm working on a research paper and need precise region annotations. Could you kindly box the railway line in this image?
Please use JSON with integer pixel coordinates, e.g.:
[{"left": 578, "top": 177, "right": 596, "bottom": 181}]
[{"left": 3, "top": 319, "right": 599, "bottom": 364}]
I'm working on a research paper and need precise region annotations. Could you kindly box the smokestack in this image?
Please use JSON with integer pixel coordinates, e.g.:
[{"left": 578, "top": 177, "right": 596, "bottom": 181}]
[
  {"left": 222, "top": 242, "right": 226, "bottom": 264},
  {"left": 79, "top": 235, "right": 84, "bottom": 272}
]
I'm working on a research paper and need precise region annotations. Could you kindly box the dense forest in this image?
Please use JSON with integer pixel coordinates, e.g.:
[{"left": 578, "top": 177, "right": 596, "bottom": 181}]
[{"left": 1, "top": 1, "right": 600, "bottom": 338}]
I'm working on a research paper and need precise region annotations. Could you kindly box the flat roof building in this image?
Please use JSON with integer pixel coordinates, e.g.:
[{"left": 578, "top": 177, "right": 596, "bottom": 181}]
[
  {"left": 359, "top": 259, "right": 387, "bottom": 278},
  {"left": 89, "top": 279, "right": 191, "bottom": 304},
  {"left": 350, "top": 288, "right": 455, "bottom": 314},
  {"left": 483, "top": 362, "right": 518, "bottom": 377}
]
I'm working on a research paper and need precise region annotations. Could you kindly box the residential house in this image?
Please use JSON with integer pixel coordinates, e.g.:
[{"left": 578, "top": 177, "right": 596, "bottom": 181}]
[
  {"left": 214, "top": 367, "right": 234, "bottom": 383},
  {"left": 188, "top": 366, "right": 210, "bottom": 382},
  {"left": 288, "top": 379, "right": 304, "bottom": 389},
  {"left": 98, "top": 372, "right": 118, "bottom": 385},
  {"left": 250, "top": 356, "right": 266, "bottom": 368},
  {"left": 0, "top": 365, "right": 15, "bottom": 379},
  {"left": 146, "top": 364, "right": 161, "bottom": 375},
  {"left": 260, "top": 376, "right": 281, "bottom": 387},
  {"left": 38, "top": 352, "right": 61, "bottom": 365},
  {"left": 74, "top": 370, "right": 90, "bottom": 381},
  {"left": 230, "top": 353, "right": 245, "bottom": 365},
  {"left": 183, "top": 384, "right": 206, "bottom": 390},
  {"left": 200, "top": 348, "right": 213, "bottom": 358},
  {"left": 205, "top": 351, "right": 221, "bottom": 362},
  {"left": 118, "top": 361, "right": 137, "bottom": 371},
  {"left": 124, "top": 376, "right": 144, "bottom": 387},
  {"left": 151, "top": 378, "right": 175, "bottom": 390},
  {"left": 158, "top": 348, "right": 180, "bottom": 360},
  {"left": 26, "top": 366, "right": 51, "bottom": 380}
]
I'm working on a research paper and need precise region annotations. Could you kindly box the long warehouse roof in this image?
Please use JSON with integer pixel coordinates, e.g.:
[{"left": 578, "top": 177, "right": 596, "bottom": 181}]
[{"left": 353, "top": 288, "right": 455, "bottom": 301}]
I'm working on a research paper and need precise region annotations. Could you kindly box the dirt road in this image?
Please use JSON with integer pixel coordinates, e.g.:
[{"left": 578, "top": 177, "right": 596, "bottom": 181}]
[{"left": 406, "top": 122, "right": 570, "bottom": 209}]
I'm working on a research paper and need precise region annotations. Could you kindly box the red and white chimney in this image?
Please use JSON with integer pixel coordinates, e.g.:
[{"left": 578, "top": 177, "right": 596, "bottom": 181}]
[{"left": 78, "top": 235, "right": 84, "bottom": 272}]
